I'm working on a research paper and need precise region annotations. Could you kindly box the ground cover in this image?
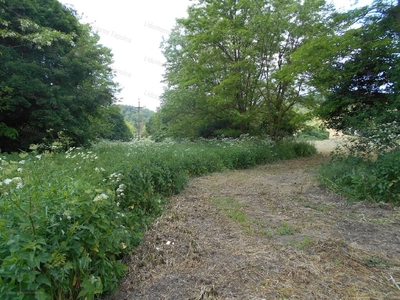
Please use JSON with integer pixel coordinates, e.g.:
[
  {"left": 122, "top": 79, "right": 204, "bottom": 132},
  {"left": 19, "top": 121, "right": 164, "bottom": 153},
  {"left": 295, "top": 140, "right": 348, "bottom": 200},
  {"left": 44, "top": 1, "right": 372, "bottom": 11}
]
[
  {"left": 107, "top": 136, "right": 400, "bottom": 299},
  {"left": 0, "top": 137, "right": 315, "bottom": 299}
]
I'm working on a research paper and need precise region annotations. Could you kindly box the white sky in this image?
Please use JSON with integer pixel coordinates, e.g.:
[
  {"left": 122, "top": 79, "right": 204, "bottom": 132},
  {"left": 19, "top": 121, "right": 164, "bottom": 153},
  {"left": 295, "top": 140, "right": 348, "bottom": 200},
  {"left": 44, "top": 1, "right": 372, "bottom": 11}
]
[{"left": 58, "top": 0, "right": 373, "bottom": 111}]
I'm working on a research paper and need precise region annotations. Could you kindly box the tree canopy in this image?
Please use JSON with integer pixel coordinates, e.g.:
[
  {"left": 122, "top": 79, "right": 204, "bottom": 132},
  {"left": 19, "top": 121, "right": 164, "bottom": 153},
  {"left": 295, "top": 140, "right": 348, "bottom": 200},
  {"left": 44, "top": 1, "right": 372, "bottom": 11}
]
[
  {"left": 157, "top": 0, "right": 344, "bottom": 139},
  {"left": 313, "top": 0, "right": 400, "bottom": 132},
  {"left": 97, "top": 106, "right": 133, "bottom": 141},
  {"left": 0, "top": 0, "right": 119, "bottom": 152}
]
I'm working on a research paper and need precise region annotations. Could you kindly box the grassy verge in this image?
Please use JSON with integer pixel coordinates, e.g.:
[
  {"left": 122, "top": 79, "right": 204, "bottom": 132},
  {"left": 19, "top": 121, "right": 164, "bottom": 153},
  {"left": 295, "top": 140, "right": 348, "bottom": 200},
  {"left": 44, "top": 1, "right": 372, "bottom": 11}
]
[
  {"left": 319, "top": 148, "right": 400, "bottom": 205},
  {"left": 0, "top": 137, "right": 315, "bottom": 299}
]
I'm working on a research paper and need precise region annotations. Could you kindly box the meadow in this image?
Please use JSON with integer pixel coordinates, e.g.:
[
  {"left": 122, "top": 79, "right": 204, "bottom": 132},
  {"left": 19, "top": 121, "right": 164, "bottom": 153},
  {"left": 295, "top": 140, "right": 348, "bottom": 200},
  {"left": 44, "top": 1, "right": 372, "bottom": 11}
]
[{"left": 0, "top": 137, "right": 316, "bottom": 299}]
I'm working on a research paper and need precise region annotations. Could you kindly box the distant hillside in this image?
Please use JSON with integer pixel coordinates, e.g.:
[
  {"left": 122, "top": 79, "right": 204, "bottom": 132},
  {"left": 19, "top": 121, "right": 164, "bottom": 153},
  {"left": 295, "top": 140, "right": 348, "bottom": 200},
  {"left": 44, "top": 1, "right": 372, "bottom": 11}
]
[{"left": 118, "top": 105, "right": 155, "bottom": 126}]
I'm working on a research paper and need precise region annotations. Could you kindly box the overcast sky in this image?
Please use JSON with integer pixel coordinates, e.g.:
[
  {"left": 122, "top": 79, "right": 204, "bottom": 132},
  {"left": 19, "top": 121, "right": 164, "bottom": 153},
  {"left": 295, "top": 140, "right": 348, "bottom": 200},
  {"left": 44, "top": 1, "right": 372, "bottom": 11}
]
[{"left": 58, "top": 0, "right": 373, "bottom": 111}]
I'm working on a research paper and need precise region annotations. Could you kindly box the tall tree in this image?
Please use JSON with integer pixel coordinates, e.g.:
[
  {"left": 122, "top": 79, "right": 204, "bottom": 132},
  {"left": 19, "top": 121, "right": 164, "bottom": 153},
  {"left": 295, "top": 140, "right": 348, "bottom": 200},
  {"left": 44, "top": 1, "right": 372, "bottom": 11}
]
[
  {"left": 159, "top": 0, "right": 338, "bottom": 139},
  {"left": 310, "top": 0, "right": 400, "bottom": 132},
  {"left": 0, "top": 0, "right": 118, "bottom": 152}
]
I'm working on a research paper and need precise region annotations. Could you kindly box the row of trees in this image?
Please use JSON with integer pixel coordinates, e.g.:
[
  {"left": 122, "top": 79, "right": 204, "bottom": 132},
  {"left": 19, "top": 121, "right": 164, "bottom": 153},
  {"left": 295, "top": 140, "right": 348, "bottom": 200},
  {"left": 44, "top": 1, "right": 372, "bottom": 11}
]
[
  {"left": 0, "top": 0, "right": 132, "bottom": 152},
  {"left": 148, "top": 0, "right": 399, "bottom": 140},
  {"left": 1, "top": 0, "right": 398, "bottom": 150}
]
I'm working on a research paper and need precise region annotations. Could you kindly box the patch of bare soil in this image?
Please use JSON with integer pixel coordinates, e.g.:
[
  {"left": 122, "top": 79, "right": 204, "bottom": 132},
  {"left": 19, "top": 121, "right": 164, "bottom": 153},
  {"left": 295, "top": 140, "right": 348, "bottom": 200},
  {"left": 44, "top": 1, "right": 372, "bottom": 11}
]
[{"left": 107, "top": 137, "right": 400, "bottom": 300}]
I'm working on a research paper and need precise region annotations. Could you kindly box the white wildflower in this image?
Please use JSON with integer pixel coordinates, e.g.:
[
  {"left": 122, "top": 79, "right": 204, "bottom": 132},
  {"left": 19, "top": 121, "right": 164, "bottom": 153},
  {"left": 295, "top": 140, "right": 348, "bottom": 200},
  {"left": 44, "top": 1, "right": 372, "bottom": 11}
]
[
  {"left": 3, "top": 179, "right": 12, "bottom": 185},
  {"left": 19, "top": 160, "right": 26, "bottom": 164},
  {"left": 17, "top": 168, "right": 23, "bottom": 172},
  {"left": 36, "top": 155, "right": 42, "bottom": 160},
  {"left": 93, "top": 193, "right": 109, "bottom": 202}
]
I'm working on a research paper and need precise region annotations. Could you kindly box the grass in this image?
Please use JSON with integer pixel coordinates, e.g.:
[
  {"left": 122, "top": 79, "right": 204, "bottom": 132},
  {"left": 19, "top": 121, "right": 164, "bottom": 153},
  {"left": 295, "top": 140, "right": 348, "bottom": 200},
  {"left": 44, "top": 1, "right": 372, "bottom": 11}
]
[
  {"left": 290, "top": 236, "right": 313, "bottom": 250},
  {"left": 0, "top": 137, "right": 316, "bottom": 299},
  {"left": 266, "top": 221, "right": 299, "bottom": 237},
  {"left": 319, "top": 147, "right": 400, "bottom": 205},
  {"left": 211, "top": 197, "right": 252, "bottom": 231}
]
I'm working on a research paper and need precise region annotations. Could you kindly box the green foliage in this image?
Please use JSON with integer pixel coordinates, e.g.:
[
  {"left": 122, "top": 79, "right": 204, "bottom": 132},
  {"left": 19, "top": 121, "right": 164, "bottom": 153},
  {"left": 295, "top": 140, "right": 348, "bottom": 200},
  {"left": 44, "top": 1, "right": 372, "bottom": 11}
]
[
  {"left": 341, "top": 121, "right": 400, "bottom": 158},
  {"left": 363, "top": 257, "right": 387, "bottom": 268},
  {"left": 319, "top": 148, "right": 400, "bottom": 205},
  {"left": 0, "top": 0, "right": 119, "bottom": 152},
  {"left": 118, "top": 105, "right": 154, "bottom": 138},
  {"left": 159, "top": 0, "right": 337, "bottom": 140},
  {"left": 97, "top": 106, "right": 133, "bottom": 142},
  {"left": 0, "top": 138, "right": 316, "bottom": 299},
  {"left": 315, "top": 0, "right": 400, "bottom": 132},
  {"left": 118, "top": 105, "right": 154, "bottom": 125},
  {"left": 296, "top": 125, "right": 330, "bottom": 141}
]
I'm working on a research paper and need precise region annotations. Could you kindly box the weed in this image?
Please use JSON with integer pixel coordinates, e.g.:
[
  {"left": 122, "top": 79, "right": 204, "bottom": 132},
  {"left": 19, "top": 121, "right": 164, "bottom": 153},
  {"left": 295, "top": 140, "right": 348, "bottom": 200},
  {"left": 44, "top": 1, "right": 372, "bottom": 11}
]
[
  {"left": 0, "top": 137, "right": 316, "bottom": 299},
  {"left": 212, "top": 197, "right": 251, "bottom": 230},
  {"left": 303, "top": 202, "right": 328, "bottom": 212},
  {"left": 294, "top": 236, "right": 313, "bottom": 250},
  {"left": 364, "top": 257, "right": 387, "bottom": 268},
  {"left": 276, "top": 222, "right": 297, "bottom": 236}
]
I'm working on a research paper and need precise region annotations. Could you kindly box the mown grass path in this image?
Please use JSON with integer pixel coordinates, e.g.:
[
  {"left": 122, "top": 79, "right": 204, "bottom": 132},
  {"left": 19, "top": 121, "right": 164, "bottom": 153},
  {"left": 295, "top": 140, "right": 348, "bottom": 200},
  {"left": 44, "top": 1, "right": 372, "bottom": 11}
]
[{"left": 107, "top": 137, "right": 400, "bottom": 300}]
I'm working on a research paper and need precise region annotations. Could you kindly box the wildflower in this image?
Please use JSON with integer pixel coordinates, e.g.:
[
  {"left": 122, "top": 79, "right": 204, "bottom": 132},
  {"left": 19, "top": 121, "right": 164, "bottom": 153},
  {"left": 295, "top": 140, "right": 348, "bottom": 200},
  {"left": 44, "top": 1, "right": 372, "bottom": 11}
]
[
  {"left": 93, "top": 193, "right": 109, "bottom": 202},
  {"left": 19, "top": 160, "right": 26, "bottom": 164},
  {"left": 17, "top": 168, "right": 23, "bottom": 172},
  {"left": 63, "top": 210, "right": 72, "bottom": 219},
  {"left": 36, "top": 155, "right": 42, "bottom": 160},
  {"left": 121, "top": 242, "right": 127, "bottom": 249},
  {"left": 116, "top": 202, "right": 120, "bottom": 207},
  {"left": 3, "top": 179, "right": 12, "bottom": 185},
  {"left": 16, "top": 183, "right": 23, "bottom": 189}
]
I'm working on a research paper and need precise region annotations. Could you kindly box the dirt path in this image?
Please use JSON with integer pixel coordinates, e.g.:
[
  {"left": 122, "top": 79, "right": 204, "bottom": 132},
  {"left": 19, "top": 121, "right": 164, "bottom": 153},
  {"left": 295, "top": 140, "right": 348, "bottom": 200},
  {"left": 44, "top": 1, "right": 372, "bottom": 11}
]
[{"left": 108, "top": 137, "right": 400, "bottom": 300}]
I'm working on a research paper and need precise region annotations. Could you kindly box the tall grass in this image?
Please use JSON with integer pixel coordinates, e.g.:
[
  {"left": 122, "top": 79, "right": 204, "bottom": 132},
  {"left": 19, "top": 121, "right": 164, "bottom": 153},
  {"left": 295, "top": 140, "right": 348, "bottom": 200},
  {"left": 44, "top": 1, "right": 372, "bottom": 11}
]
[
  {"left": 0, "top": 137, "right": 315, "bottom": 299},
  {"left": 319, "top": 148, "right": 400, "bottom": 205}
]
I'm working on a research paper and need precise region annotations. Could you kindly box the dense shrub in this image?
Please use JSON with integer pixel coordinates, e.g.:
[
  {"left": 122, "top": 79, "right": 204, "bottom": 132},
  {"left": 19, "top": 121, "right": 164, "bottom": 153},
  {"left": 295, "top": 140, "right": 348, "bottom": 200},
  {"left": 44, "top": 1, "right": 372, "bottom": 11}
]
[
  {"left": 0, "top": 137, "right": 315, "bottom": 299},
  {"left": 319, "top": 148, "right": 400, "bottom": 205}
]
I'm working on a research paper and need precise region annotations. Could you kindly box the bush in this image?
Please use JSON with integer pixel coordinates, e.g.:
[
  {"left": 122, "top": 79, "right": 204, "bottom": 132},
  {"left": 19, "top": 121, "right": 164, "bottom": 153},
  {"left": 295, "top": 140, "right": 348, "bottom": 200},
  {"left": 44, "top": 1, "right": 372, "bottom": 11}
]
[
  {"left": 319, "top": 148, "right": 400, "bottom": 205},
  {"left": 0, "top": 137, "right": 316, "bottom": 299},
  {"left": 370, "top": 149, "right": 400, "bottom": 203},
  {"left": 319, "top": 121, "right": 400, "bottom": 205}
]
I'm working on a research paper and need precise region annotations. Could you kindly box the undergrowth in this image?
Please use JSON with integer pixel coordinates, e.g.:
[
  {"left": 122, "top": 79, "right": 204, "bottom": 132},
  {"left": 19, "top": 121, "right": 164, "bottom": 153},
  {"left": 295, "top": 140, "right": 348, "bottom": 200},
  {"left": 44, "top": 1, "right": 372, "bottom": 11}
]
[
  {"left": 0, "top": 137, "right": 315, "bottom": 299},
  {"left": 319, "top": 122, "right": 400, "bottom": 205}
]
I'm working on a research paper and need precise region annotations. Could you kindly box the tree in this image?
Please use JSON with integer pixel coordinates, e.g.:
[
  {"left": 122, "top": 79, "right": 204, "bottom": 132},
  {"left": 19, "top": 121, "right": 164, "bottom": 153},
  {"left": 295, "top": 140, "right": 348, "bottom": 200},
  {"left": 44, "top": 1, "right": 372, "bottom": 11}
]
[
  {"left": 0, "top": 0, "right": 118, "bottom": 152},
  {"left": 159, "top": 0, "right": 338, "bottom": 139},
  {"left": 97, "top": 106, "right": 133, "bottom": 141},
  {"left": 313, "top": 0, "right": 400, "bottom": 132},
  {"left": 118, "top": 105, "right": 154, "bottom": 138}
]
